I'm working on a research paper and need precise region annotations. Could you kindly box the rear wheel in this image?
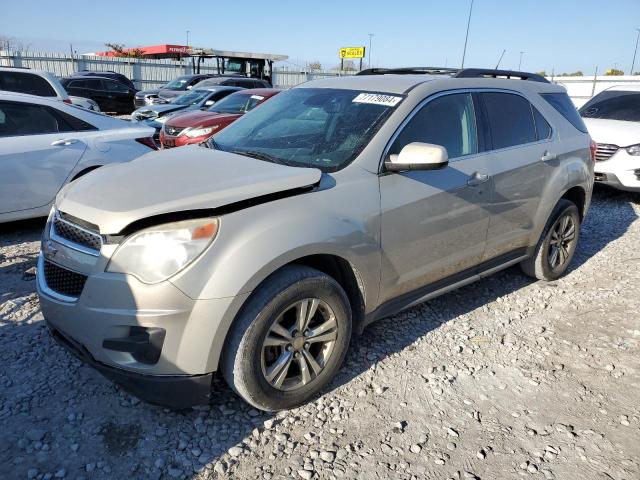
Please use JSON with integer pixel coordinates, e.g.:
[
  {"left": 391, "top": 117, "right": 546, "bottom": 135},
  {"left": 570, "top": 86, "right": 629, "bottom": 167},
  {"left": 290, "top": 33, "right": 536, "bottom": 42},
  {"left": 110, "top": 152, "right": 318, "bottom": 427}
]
[
  {"left": 221, "top": 266, "right": 352, "bottom": 411},
  {"left": 521, "top": 199, "right": 580, "bottom": 281}
]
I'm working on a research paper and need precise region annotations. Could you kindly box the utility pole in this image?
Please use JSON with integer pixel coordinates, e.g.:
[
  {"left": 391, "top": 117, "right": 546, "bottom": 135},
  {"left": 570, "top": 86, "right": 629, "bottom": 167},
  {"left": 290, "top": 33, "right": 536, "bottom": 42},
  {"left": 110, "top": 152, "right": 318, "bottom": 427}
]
[
  {"left": 631, "top": 28, "right": 640, "bottom": 75},
  {"left": 461, "top": 0, "right": 474, "bottom": 68},
  {"left": 518, "top": 51, "right": 525, "bottom": 70},
  {"left": 368, "top": 33, "right": 374, "bottom": 68},
  {"left": 495, "top": 49, "right": 506, "bottom": 69},
  {"left": 186, "top": 30, "right": 190, "bottom": 46}
]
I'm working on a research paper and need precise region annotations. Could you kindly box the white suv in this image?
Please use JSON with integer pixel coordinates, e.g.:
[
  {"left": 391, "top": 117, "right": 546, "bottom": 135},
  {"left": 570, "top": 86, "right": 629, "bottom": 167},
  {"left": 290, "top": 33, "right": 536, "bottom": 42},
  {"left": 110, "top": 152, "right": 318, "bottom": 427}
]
[
  {"left": 580, "top": 85, "right": 640, "bottom": 192},
  {"left": 0, "top": 67, "right": 100, "bottom": 111}
]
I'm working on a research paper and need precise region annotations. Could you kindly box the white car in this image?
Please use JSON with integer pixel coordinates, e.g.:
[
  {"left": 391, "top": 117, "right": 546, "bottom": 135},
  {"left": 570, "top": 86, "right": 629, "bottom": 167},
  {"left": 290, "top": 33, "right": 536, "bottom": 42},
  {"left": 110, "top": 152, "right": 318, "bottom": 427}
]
[
  {"left": 0, "top": 67, "right": 100, "bottom": 111},
  {"left": 0, "top": 92, "right": 156, "bottom": 223},
  {"left": 580, "top": 85, "right": 640, "bottom": 192}
]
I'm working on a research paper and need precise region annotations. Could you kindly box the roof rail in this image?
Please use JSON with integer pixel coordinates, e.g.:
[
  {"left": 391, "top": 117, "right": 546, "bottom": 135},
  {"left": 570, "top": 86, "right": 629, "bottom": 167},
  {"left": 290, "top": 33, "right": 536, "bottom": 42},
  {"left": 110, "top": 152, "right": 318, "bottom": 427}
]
[
  {"left": 454, "top": 68, "right": 550, "bottom": 83},
  {"left": 356, "top": 67, "right": 459, "bottom": 76}
]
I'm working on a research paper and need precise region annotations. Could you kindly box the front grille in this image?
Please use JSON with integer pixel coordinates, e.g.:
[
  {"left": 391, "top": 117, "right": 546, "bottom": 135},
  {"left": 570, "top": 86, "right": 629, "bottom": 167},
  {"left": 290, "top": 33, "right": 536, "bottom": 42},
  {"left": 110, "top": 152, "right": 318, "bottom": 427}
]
[
  {"left": 52, "top": 215, "right": 102, "bottom": 252},
  {"left": 595, "top": 143, "right": 619, "bottom": 162},
  {"left": 164, "top": 125, "right": 184, "bottom": 136},
  {"left": 43, "top": 260, "right": 87, "bottom": 298},
  {"left": 634, "top": 169, "right": 640, "bottom": 181}
]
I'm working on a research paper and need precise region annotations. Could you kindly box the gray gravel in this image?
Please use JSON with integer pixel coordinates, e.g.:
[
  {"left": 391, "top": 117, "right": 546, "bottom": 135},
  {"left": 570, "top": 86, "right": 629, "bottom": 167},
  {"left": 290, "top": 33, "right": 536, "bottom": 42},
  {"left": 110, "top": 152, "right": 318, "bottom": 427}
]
[{"left": 1, "top": 187, "right": 639, "bottom": 480}]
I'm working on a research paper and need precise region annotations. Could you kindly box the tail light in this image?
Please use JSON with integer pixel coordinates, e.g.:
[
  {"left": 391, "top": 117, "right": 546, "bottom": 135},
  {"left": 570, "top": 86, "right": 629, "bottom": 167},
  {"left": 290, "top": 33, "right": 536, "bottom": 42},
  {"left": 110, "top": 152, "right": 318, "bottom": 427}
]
[
  {"left": 136, "top": 137, "right": 158, "bottom": 150},
  {"left": 63, "top": 98, "right": 73, "bottom": 105},
  {"left": 589, "top": 139, "right": 597, "bottom": 163}
]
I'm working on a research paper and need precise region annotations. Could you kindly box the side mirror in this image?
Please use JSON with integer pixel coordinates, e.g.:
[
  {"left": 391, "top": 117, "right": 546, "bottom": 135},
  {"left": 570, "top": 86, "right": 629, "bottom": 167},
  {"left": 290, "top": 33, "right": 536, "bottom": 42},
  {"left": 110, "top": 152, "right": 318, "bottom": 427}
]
[{"left": 385, "top": 142, "right": 449, "bottom": 172}]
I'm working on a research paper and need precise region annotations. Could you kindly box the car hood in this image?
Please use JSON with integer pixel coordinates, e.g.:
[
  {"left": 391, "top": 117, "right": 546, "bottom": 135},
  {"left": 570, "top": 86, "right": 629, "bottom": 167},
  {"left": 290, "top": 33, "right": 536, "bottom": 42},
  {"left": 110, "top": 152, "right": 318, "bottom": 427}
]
[
  {"left": 56, "top": 146, "right": 322, "bottom": 234},
  {"left": 167, "top": 111, "right": 242, "bottom": 128},
  {"left": 137, "top": 89, "right": 159, "bottom": 97},
  {"left": 158, "top": 89, "right": 183, "bottom": 100},
  {"left": 583, "top": 118, "right": 640, "bottom": 147}
]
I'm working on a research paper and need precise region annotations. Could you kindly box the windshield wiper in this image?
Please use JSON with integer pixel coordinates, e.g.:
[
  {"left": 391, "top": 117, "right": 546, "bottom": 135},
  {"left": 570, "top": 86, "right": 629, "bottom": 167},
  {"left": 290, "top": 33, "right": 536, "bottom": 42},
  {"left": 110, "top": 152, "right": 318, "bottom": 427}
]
[{"left": 231, "top": 150, "right": 286, "bottom": 165}]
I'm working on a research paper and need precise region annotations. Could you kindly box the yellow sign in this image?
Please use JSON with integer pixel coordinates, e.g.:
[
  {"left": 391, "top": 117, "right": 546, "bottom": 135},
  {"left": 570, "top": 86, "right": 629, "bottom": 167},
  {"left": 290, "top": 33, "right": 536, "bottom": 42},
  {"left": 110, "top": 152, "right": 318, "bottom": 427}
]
[{"left": 339, "top": 47, "right": 365, "bottom": 59}]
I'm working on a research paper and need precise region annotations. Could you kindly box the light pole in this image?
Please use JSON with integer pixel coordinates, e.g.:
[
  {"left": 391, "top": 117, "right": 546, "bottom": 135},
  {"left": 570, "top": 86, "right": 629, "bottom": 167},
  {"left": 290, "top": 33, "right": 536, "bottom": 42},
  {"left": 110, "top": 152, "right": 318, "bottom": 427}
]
[
  {"left": 518, "top": 51, "right": 525, "bottom": 70},
  {"left": 631, "top": 28, "right": 640, "bottom": 75},
  {"left": 368, "top": 33, "right": 374, "bottom": 68},
  {"left": 461, "top": 0, "right": 474, "bottom": 68}
]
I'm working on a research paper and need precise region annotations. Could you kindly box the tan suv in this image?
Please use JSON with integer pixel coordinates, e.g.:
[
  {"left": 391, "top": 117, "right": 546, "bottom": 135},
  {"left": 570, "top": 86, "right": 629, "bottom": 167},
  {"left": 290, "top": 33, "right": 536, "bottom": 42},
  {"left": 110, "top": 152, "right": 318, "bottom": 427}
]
[{"left": 38, "top": 68, "right": 594, "bottom": 411}]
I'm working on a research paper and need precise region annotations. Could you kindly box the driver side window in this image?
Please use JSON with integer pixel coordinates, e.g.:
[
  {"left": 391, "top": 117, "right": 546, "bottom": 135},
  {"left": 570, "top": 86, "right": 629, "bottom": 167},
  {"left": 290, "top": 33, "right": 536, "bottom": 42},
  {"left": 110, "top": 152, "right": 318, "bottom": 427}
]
[{"left": 390, "top": 93, "right": 477, "bottom": 160}]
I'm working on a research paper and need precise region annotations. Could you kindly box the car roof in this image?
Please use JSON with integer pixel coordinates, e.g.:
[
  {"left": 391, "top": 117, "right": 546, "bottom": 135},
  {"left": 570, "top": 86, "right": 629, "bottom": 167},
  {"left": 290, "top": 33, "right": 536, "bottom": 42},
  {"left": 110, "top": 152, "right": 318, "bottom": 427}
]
[
  {"left": 231, "top": 88, "right": 281, "bottom": 97},
  {"left": 61, "top": 76, "right": 123, "bottom": 82},
  {"left": 195, "top": 86, "right": 244, "bottom": 92},
  {"left": 604, "top": 84, "right": 640, "bottom": 92}
]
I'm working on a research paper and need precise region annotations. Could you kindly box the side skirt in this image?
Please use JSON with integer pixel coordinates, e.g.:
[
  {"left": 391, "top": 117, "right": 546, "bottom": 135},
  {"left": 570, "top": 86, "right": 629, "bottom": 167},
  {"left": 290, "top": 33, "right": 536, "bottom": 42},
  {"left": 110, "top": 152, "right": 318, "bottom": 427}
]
[{"left": 363, "top": 247, "right": 531, "bottom": 327}]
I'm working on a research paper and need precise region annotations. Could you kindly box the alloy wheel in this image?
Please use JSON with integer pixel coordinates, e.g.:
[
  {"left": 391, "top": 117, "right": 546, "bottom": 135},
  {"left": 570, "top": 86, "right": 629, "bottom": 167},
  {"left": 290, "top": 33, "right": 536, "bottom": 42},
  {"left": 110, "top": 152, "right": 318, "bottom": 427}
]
[
  {"left": 548, "top": 214, "right": 576, "bottom": 271},
  {"left": 261, "top": 298, "right": 338, "bottom": 391}
]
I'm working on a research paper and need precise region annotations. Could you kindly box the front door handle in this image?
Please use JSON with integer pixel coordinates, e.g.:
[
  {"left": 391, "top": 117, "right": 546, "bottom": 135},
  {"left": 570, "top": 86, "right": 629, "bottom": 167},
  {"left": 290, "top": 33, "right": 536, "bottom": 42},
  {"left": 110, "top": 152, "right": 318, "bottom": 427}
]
[
  {"left": 541, "top": 151, "right": 558, "bottom": 162},
  {"left": 467, "top": 172, "right": 490, "bottom": 187},
  {"left": 51, "top": 139, "right": 79, "bottom": 146}
]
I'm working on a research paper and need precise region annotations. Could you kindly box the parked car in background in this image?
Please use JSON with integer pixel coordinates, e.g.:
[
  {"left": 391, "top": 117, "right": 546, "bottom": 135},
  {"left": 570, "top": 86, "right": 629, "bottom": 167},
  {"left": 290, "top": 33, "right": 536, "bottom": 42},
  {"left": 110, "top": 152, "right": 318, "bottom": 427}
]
[
  {"left": 193, "top": 75, "right": 272, "bottom": 90},
  {"left": 132, "top": 86, "right": 242, "bottom": 125},
  {"left": 74, "top": 70, "right": 136, "bottom": 90},
  {"left": 60, "top": 76, "right": 138, "bottom": 114},
  {"left": 0, "top": 92, "right": 155, "bottom": 223},
  {"left": 160, "top": 88, "right": 280, "bottom": 148},
  {"left": 580, "top": 85, "right": 640, "bottom": 192},
  {"left": 0, "top": 67, "right": 100, "bottom": 111},
  {"left": 38, "top": 69, "right": 593, "bottom": 410},
  {"left": 134, "top": 74, "right": 215, "bottom": 107}
]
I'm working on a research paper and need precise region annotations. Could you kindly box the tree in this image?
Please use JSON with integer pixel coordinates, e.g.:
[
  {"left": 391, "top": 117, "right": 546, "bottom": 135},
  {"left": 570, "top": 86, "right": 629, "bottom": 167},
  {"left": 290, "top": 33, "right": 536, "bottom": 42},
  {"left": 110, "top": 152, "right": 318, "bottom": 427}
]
[
  {"left": 605, "top": 68, "right": 624, "bottom": 76},
  {"left": 308, "top": 60, "right": 322, "bottom": 71},
  {"left": 0, "top": 35, "right": 30, "bottom": 52},
  {"left": 341, "top": 60, "right": 357, "bottom": 71},
  {"left": 536, "top": 71, "right": 547, "bottom": 77},
  {"left": 104, "top": 43, "right": 145, "bottom": 58}
]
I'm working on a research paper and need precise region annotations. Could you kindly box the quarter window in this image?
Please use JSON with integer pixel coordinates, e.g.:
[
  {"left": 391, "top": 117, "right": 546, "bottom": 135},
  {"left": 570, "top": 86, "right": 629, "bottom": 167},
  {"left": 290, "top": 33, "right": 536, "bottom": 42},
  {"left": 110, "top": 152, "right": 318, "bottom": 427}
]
[
  {"left": 532, "top": 106, "right": 552, "bottom": 140},
  {"left": 481, "top": 92, "right": 537, "bottom": 149},
  {"left": 390, "top": 93, "right": 477, "bottom": 159}
]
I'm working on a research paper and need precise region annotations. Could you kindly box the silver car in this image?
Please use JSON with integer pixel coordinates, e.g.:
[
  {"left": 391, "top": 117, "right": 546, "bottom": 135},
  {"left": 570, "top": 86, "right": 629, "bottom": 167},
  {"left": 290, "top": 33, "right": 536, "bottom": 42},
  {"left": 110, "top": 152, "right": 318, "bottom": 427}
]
[{"left": 37, "top": 68, "right": 594, "bottom": 411}]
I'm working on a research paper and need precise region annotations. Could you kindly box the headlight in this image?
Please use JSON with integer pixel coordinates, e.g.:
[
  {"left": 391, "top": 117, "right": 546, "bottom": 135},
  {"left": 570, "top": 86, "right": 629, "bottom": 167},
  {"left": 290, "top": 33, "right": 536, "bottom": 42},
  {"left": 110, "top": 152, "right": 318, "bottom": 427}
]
[
  {"left": 106, "top": 218, "right": 219, "bottom": 283},
  {"left": 181, "top": 126, "right": 217, "bottom": 138},
  {"left": 626, "top": 144, "right": 640, "bottom": 156}
]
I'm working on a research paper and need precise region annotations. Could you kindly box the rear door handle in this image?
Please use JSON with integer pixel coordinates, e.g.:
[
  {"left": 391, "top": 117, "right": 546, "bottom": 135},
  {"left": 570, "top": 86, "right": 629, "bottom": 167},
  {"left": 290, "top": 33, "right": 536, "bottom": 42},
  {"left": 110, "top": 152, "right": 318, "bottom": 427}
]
[
  {"left": 51, "top": 139, "right": 79, "bottom": 146},
  {"left": 541, "top": 151, "right": 557, "bottom": 162},
  {"left": 467, "top": 172, "right": 490, "bottom": 187}
]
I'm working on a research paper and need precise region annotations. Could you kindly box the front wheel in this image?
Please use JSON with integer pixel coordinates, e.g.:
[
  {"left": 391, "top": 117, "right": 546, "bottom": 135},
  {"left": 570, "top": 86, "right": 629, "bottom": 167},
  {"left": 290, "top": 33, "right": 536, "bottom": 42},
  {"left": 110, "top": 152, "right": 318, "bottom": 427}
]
[
  {"left": 221, "top": 266, "right": 352, "bottom": 411},
  {"left": 521, "top": 199, "right": 581, "bottom": 281}
]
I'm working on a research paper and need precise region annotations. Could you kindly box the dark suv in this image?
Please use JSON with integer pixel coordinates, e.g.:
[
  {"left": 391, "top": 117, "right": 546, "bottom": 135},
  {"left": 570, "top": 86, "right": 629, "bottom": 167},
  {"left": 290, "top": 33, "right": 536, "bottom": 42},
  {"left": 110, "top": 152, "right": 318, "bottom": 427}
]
[{"left": 61, "top": 76, "right": 137, "bottom": 114}]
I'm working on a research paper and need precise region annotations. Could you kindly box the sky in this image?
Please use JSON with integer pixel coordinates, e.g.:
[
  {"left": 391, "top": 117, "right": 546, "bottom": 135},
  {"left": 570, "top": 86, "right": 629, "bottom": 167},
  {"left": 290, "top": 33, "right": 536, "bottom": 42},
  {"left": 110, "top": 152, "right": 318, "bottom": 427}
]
[{"left": 2, "top": 0, "right": 640, "bottom": 74}]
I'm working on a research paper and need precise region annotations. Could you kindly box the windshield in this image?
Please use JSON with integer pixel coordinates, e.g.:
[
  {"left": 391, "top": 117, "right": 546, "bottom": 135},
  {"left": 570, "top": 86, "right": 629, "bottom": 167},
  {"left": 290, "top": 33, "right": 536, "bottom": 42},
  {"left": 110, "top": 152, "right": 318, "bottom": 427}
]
[
  {"left": 209, "top": 88, "right": 401, "bottom": 172},
  {"left": 208, "top": 93, "right": 265, "bottom": 114},
  {"left": 163, "top": 77, "right": 190, "bottom": 91},
  {"left": 580, "top": 90, "right": 640, "bottom": 122},
  {"left": 173, "top": 89, "right": 210, "bottom": 106}
]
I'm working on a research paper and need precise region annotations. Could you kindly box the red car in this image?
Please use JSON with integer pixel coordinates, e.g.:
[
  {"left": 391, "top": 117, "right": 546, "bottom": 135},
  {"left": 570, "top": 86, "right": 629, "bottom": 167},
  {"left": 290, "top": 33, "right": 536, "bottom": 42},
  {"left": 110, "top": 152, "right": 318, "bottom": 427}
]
[{"left": 159, "top": 88, "right": 281, "bottom": 148}]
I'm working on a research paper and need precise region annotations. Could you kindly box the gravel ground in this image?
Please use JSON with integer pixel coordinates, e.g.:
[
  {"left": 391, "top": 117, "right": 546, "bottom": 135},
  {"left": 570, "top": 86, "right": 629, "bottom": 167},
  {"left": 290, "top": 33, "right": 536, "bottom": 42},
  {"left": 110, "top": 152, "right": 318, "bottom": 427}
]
[{"left": 1, "top": 187, "right": 639, "bottom": 480}]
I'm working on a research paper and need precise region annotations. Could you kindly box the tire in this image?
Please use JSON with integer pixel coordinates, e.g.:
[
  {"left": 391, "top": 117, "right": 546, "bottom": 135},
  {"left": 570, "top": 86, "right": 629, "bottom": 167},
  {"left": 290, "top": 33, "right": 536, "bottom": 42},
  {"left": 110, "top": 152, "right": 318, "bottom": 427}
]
[
  {"left": 521, "top": 199, "right": 581, "bottom": 281},
  {"left": 221, "top": 265, "right": 352, "bottom": 411}
]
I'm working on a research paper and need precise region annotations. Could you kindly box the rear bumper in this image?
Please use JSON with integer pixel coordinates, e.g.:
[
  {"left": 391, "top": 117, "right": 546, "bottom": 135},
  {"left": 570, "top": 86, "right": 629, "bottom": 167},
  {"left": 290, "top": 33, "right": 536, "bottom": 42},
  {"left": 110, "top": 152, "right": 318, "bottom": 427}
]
[{"left": 48, "top": 324, "right": 214, "bottom": 408}]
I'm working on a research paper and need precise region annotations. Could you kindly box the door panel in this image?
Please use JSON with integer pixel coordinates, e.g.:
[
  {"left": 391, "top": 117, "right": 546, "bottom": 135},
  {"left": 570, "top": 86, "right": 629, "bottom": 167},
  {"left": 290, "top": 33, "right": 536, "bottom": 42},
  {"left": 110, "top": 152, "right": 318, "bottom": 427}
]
[
  {"left": 0, "top": 134, "right": 86, "bottom": 213},
  {"left": 378, "top": 92, "right": 491, "bottom": 304},
  {"left": 477, "top": 92, "right": 554, "bottom": 260},
  {"left": 379, "top": 157, "right": 492, "bottom": 303}
]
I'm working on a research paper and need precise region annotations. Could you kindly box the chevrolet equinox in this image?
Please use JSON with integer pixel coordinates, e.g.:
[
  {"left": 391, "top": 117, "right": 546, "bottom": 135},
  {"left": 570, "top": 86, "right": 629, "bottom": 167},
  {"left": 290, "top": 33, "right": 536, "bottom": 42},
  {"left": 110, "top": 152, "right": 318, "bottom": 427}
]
[{"left": 37, "top": 68, "right": 594, "bottom": 411}]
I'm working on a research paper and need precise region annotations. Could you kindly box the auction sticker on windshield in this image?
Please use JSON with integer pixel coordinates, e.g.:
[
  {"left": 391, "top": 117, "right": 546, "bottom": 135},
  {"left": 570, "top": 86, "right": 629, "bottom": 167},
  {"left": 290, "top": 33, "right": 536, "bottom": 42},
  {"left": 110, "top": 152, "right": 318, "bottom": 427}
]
[{"left": 352, "top": 93, "right": 402, "bottom": 107}]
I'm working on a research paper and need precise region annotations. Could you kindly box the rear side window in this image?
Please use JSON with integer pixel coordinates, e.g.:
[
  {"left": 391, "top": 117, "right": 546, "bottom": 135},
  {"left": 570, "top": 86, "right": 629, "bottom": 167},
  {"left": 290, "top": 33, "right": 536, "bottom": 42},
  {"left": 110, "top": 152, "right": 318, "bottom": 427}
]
[
  {"left": 85, "top": 79, "right": 103, "bottom": 90},
  {"left": 532, "top": 106, "right": 552, "bottom": 140},
  {"left": 0, "top": 101, "right": 61, "bottom": 136},
  {"left": 579, "top": 90, "right": 640, "bottom": 122},
  {"left": 0, "top": 71, "right": 57, "bottom": 97},
  {"left": 104, "top": 79, "right": 129, "bottom": 93},
  {"left": 541, "top": 92, "right": 588, "bottom": 133},
  {"left": 54, "top": 110, "right": 96, "bottom": 132},
  {"left": 481, "top": 92, "right": 537, "bottom": 149},
  {"left": 390, "top": 93, "right": 477, "bottom": 159}
]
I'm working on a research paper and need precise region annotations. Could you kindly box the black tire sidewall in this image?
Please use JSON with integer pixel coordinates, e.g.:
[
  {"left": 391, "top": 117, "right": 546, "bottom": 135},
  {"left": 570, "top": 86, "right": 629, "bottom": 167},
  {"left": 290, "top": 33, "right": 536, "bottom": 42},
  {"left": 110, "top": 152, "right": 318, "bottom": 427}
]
[
  {"left": 537, "top": 202, "right": 580, "bottom": 280},
  {"left": 223, "top": 267, "right": 352, "bottom": 411}
]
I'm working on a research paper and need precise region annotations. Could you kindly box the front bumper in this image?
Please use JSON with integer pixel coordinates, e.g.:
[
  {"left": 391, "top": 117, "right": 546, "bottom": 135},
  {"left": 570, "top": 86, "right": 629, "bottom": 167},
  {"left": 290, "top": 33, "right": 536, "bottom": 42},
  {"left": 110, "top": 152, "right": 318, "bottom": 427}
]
[
  {"left": 594, "top": 150, "right": 640, "bottom": 192},
  {"left": 48, "top": 325, "right": 213, "bottom": 408}
]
